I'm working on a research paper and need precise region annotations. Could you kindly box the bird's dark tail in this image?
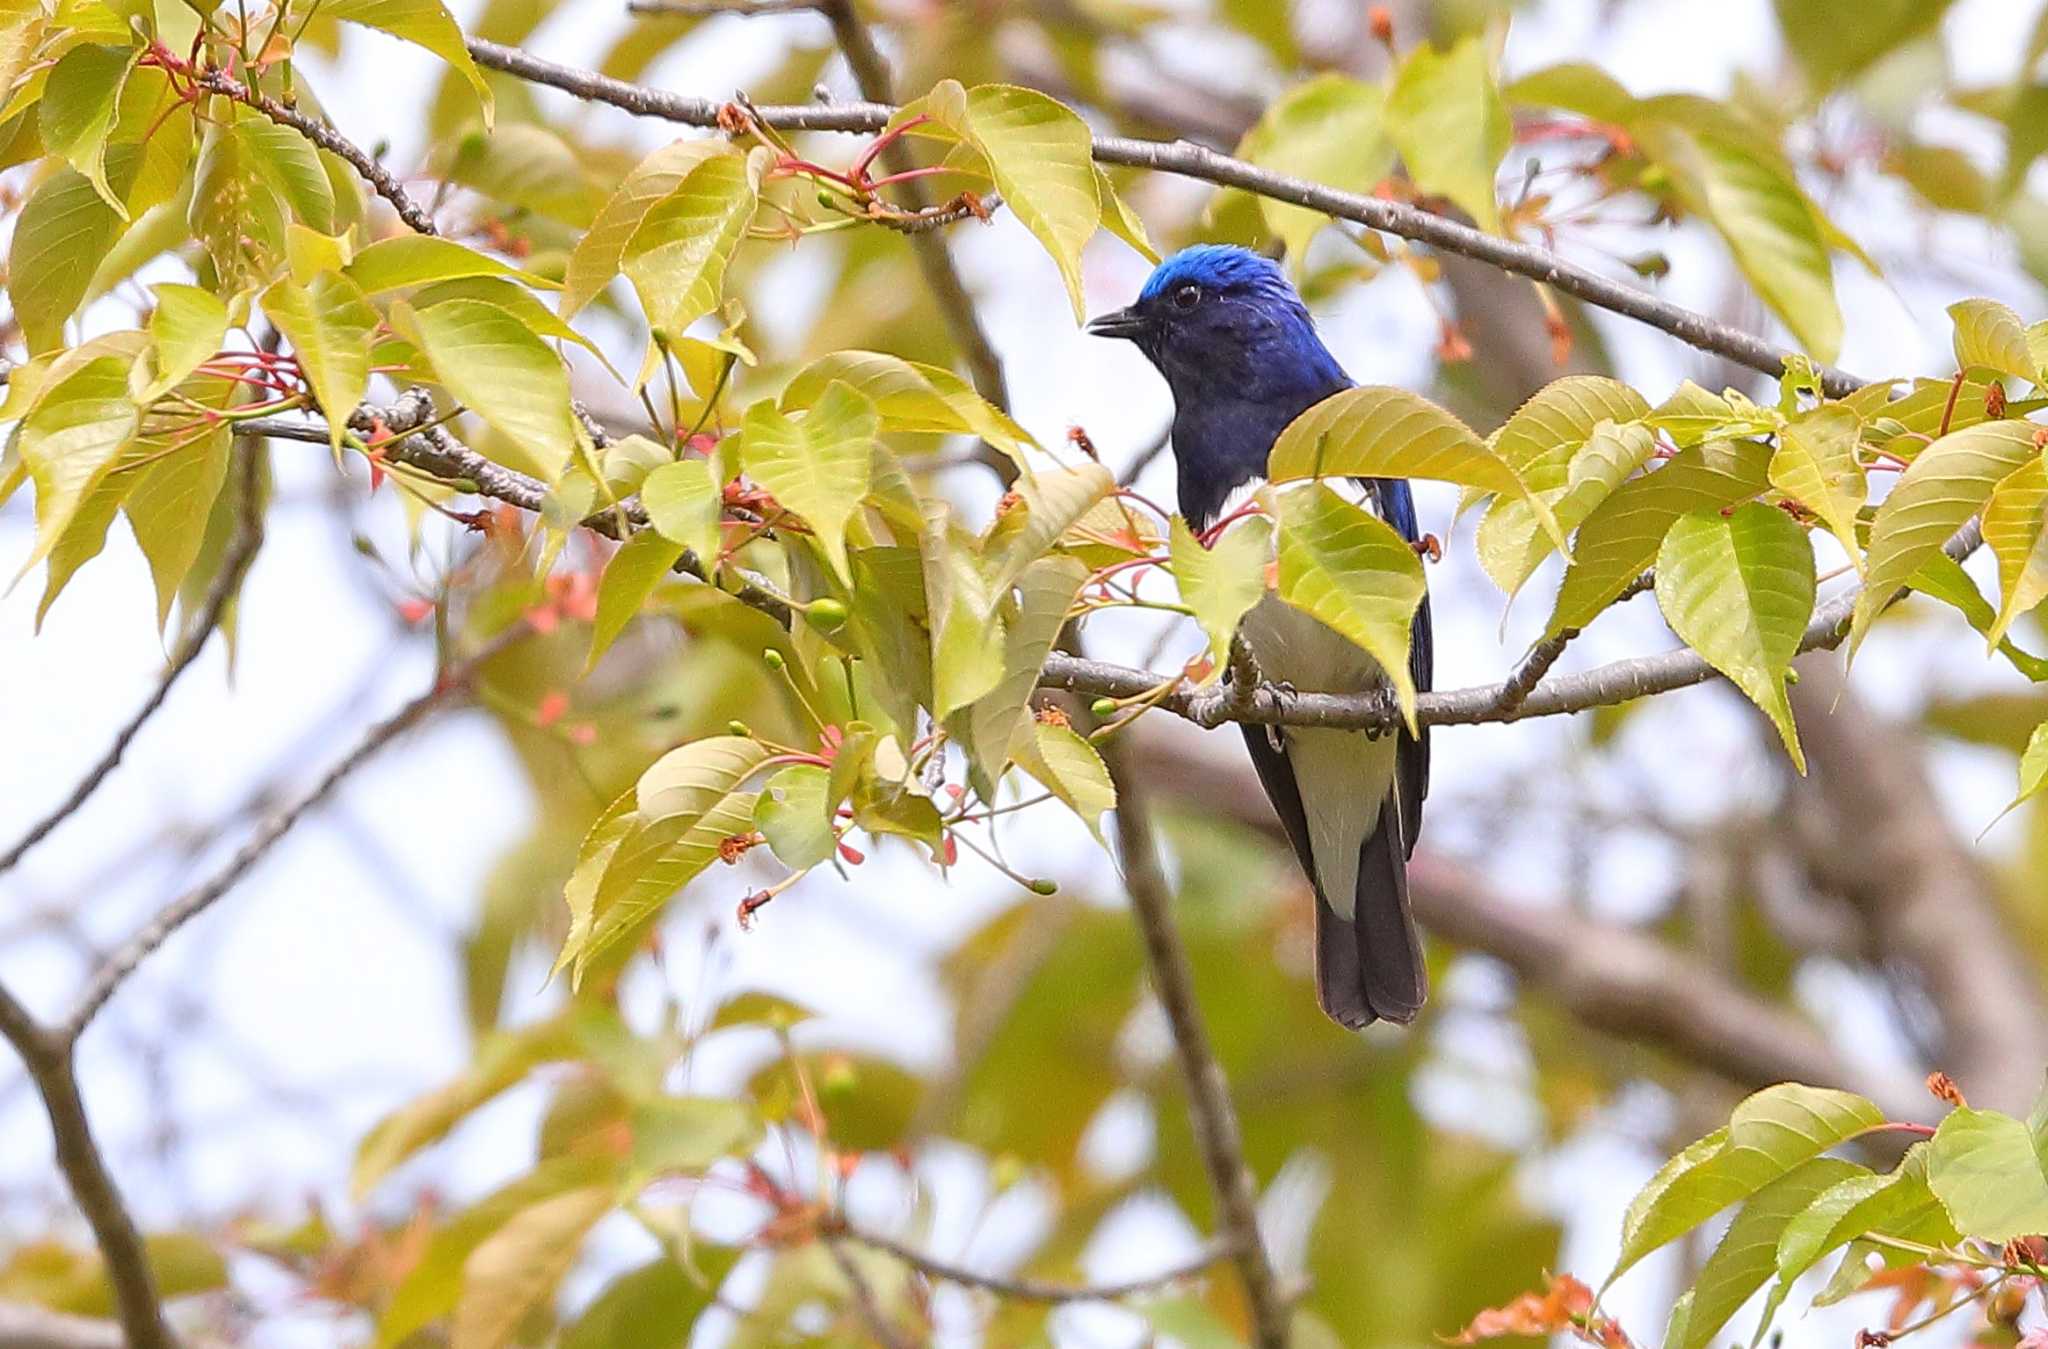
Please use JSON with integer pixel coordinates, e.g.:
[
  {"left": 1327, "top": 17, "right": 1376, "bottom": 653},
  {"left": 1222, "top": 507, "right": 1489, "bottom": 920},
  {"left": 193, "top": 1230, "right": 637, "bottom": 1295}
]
[{"left": 1311, "top": 793, "right": 1425, "bottom": 1028}]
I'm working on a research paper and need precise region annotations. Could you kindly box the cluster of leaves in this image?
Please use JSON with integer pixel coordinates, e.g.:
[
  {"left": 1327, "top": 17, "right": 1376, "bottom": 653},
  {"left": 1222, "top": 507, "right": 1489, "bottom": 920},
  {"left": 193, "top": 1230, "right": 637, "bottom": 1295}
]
[{"left": 1461, "top": 1079, "right": 2048, "bottom": 1349}]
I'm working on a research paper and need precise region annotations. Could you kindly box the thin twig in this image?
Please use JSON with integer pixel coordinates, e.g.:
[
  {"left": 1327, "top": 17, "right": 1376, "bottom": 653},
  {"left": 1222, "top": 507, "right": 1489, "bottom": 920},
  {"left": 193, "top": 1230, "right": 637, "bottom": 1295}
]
[
  {"left": 1483, "top": 572, "right": 1654, "bottom": 721},
  {"left": 629, "top": 0, "right": 824, "bottom": 13},
  {"left": 0, "top": 446, "right": 266, "bottom": 879},
  {"left": 823, "top": 1239, "right": 916, "bottom": 1349},
  {"left": 840, "top": 1223, "right": 1228, "bottom": 1304},
  {"left": 1090, "top": 724, "right": 1291, "bottom": 1348},
  {"left": 460, "top": 38, "right": 1865, "bottom": 395},
  {"left": 1118, "top": 424, "right": 1174, "bottom": 487},
  {"left": 63, "top": 627, "right": 523, "bottom": 1040},
  {"left": 195, "top": 69, "right": 437, "bottom": 235}
]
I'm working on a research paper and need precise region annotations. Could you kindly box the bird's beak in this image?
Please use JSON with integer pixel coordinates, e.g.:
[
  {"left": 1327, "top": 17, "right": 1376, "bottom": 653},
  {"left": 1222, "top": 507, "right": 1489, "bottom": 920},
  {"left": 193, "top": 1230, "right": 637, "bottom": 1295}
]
[{"left": 1085, "top": 306, "right": 1148, "bottom": 340}]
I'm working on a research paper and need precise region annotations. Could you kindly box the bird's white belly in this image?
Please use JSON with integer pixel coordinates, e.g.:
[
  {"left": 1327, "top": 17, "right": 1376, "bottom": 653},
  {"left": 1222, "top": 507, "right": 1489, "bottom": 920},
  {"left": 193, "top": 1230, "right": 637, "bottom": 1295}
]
[{"left": 1236, "top": 591, "right": 1396, "bottom": 918}]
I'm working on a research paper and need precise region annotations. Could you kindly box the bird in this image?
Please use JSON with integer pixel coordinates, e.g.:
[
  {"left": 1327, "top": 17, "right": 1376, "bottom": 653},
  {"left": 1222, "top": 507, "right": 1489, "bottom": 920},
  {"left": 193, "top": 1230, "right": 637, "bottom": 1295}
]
[{"left": 1086, "top": 244, "right": 1432, "bottom": 1029}]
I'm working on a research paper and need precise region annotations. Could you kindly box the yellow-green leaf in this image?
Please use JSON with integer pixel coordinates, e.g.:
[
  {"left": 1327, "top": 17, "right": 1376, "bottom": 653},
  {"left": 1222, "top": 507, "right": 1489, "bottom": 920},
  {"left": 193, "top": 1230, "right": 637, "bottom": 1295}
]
[
  {"left": 451, "top": 1187, "right": 614, "bottom": 1349},
  {"left": 1983, "top": 455, "right": 2048, "bottom": 646},
  {"left": 562, "top": 138, "right": 726, "bottom": 318},
  {"left": 588, "top": 528, "right": 685, "bottom": 671},
  {"left": 779, "top": 350, "right": 1032, "bottom": 463},
  {"left": 344, "top": 234, "right": 554, "bottom": 296},
  {"left": 1170, "top": 512, "right": 1273, "bottom": 669},
  {"left": 14, "top": 354, "right": 140, "bottom": 577},
  {"left": 263, "top": 273, "right": 377, "bottom": 452},
  {"left": 1655, "top": 503, "right": 1816, "bottom": 770},
  {"left": 38, "top": 43, "right": 135, "bottom": 213},
  {"left": 1478, "top": 420, "right": 1656, "bottom": 596},
  {"left": 640, "top": 456, "right": 723, "bottom": 568},
  {"left": 1925, "top": 1104, "right": 2048, "bottom": 1241},
  {"left": 395, "top": 296, "right": 583, "bottom": 481},
  {"left": 1269, "top": 482, "right": 1427, "bottom": 728},
  {"left": 737, "top": 382, "right": 876, "bottom": 586},
  {"left": 1233, "top": 74, "right": 1394, "bottom": 266},
  {"left": 11, "top": 165, "right": 128, "bottom": 354},
  {"left": 955, "top": 555, "right": 1088, "bottom": 794},
  {"left": 623, "top": 149, "right": 760, "bottom": 343},
  {"left": 1386, "top": 35, "right": 1509, "bottom": 233},
  {"left": 1950, "top": 297, "right": 2038, "bottom": 383},
  {"left": 1769, "top": 404, "right": 1867, "bottom": 571},
  {"left": 755, "top": 764, "right": 834, "bottom": 870},
  {"left": 1012, "top": 719, "right": 1116, "bottom": 843},
  {"left": 322, "top": 0, "right": 492, "bottom": 126},
  {"left": 141, "top": 283, "right": 229, "bottom": 402}
]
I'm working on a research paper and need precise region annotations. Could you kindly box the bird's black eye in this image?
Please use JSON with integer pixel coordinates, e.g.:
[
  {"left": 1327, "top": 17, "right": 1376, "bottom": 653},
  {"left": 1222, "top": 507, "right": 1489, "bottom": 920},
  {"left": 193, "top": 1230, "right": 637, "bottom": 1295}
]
[{"left": 1171, "top": 282, "right": 1202, "bottom": 312}]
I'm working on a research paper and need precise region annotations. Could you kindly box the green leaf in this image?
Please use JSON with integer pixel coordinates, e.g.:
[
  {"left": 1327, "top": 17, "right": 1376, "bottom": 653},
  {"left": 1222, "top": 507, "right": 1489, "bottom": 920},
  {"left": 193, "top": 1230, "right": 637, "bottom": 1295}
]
[
  {"left": 637, "top": 735, "right": 771, "bottom": 821},
  {"left": 1234, "top": 74, "right": 1394, "bottom": 265},
  {"left": 737, "top": 382, "right": 876, "bottom": 586},
  {"left": 1770, "top": 404, "right": 1868, "bottom": 570},
  {"left": 755, "top": 764, "right": 835, "bottom": 870},
  {"left": 39, "top": 43, "right": 136, "bottom": 213},
  {"left": 1655, "top": 504, "right": 1816, "bottom": 769},
  {"left": 395, "top": 296, "right": 583, "bottom": 481},
  {"left": 189, "top": 109, "right": 292, "bottom": 294},
  {"left": 779, "top": 350, "right": 1032, "bottom": 462},
  {"left": 1171, "top": 513, "right": 1274, "bottom": 669},
  {"left": 1550, "top": 438, "right": 1770, "bottom": 635},
  {"left": 1667, "top": 1156, "right": 1865, "bottom": 1349},
  {"left": 1610, "top": 1083, "right": 1884, "bottom": 1283},
  {"left": 1094, "top": 165, "right": 1158, "bottom": 263},
  {"left": 1905, "top": 551, "right": 2048, "bottom": 681},
  {"left": 1951, "top": 297, "right": 2039, "bottom": 383},
  {"left": 439, "top": 121, "right": 599, "bottom": 225},
  {"left": 1478, "top": 420, "right": 1656, "bottom": 597},
  {"left": 1386, "top": 35, "right": 1510, "bottom": 233},
  {"left": 1269, "top": 481, "right": 1428, "bottom": 727},
  {"left": 562, "top": 139, "right": 726, "bottom": 318},
  {"left": 452, "top": 1186, "right": 614, "bottom": 1349},
  {"left": 1775, "top": 0, "right": 1953, "bottom": 86},
  {"left": 1012, "top": 719, "right": 1115, "bottom": 842},
  {"left": 1647, "top": 380, "right": 1783, "bottom": 448},
  {"left": 378, "top": 1155, "right": 619, "bottom": 1348},
  {"left": 38, "top": 438, "right": 146, "bottom": 625},
  {"left": 127, "top": 418, "right": 232, "bottom": 631},
  {"left": 983, "top": 463, "right": 1114, "bottom": 590},
  {"left": 1927, "top": 1105, "right": 2048, "bottom": 1241},
  {"left": 588, "top": 528, "right": 686, "bottom": 671},
  {"left": 631, "top": 1095, "right": 762, "bottom": 1173},
  {"left": 916, "top": 80, "right": 1098, "bottom": 321},
  {"left": 640, "top": 456, "right": 723, "bottom": 568},
  {"left": 14, "top": 352, "right": 140, "bottom": 577},
  {"left": 924, "top": 504, "right": 1005, "bottom": 719},
  {"left": 1990, "top": 722, "right": 2048, "bottom": 830},
  {"left": 1983, "top": 455, "right": 2048, "bottom": 646},
  {"left": 623, "top": 149, "right": 760, "bottom": 343},
  {"left": 344, "top": 234, "right": 554, "bottom": 296},
  {"left": 262, "top": 273, "right": 377, "bottom": 452},
  {"left": 141, "top": 284, "right": 229, "bottom": 403},
  {"left": 1852, "top": 420, "right": 2043, "bottom": 653},
  {"left": 560, "top": 1251, "right": 738, "bottom": 1349},
  {"left": 413, "top": 276, "right": 607, "bottom": 364},
  {"left": 956, "top": 555, "right": 1089, "bottom": 795},
  {"left": 10, "top": 165, "right": 128, "bottom": 354},
  {"left": 1268, "top": 386, "right": 1560, "bottom": 544},
  {"left": 321, "top": 0, "right": 492, "bottom": 125},
  {"left": 1760, "top": 1144, "right": 1955, "bottom": 1345}
]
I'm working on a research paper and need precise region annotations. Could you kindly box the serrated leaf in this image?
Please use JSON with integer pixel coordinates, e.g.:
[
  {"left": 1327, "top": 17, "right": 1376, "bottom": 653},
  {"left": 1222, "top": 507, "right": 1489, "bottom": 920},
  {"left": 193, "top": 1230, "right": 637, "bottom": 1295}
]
[
  {"left": 1905, "top": 551, "right": 2048, "bottom": 681},
  {"left": 322, "top": 0, "right": 492, "bottom": 126},
  {"left": 955, "top": 555, "right": 1088, "bottom": 795},
  {"left": 1269, "top": 386, "right": 1560, "bottom": 544},
  {"left": 623, "top": 149, "right": 759, "bottom": 343},
  {"left": 562, "top": 138, "right": 725, "bottom": 317},
  {"left": 1550, "top": 439, "right": 1770, "bottom": 635},
  {"left": 1171, "top": 512, "right": 1274, "bottom": 669},
  {"left": 1234, "top": 74, "right": 1394, "bottom": 266},
  {"left": 1851, "top": 420, "right": 2043, "bottom": 653},
  {"left": 39, "top": 43, "right": 135, "bottom": 213},
  {"left": 11, "top": 165, "right": 128, "bottom": 354},
  {"left": 567, "top": 788, "right": 761, "bottom": 983},
  {"left": 1990, "top": 722, "right": 2048, "bottom": 831},
  {"left": 1012, "top": 719, "right": 1115, "bottom": 842},
  {"left": 779, "top": 349, "right": 1032, "bottom": 462},
  {"left": 141, "top": 283, "right": 229, "bottom": 403},
  {"left": 1950, "top": 297, "right": 2038, "bottom": 383},
  {"left": 1982, "top": 455, "right": 2048, "bottom": 647},
  {"left": 640, "top": 456, "right": 722, "bottom": 568},
  {"left": 1094, "top": 164, "right": 1157, "bottom": 263},
  {"left": 983, "top": 463, "right": 1114, "bottom": 590},
  {"left": 1269, "top": 481, "right": 1427, "bottom": 728},
  {"left": 738, "top": 382, "right": 875, "bottom": 586},
  {"left": 1479, "top": 420, "right": 1656, "bottom": 596},
  {"left": 451, "top": 1186, "right": 613, "bottom": 1349},
  {"left": 1655, "top": 504, "right": 1815, "bottom": 769},
  {"left": 127, "top": 421, "right": 232, "bottom": 631},
  {"left": 1770, "top": 404, "right": 1868, "bottom": 570},
  {"left": 38, "top": 437, "right": 147, "bottom": 625},
  {"left": 395, "top": 296, "right": 582, "bottom": 481},
  {"left": 588, "top": 528, "right": 685, "bottom": 671},
  {"left": 1647, "top": 380, "right": 1783, "bottom": 448},
  {"left": 1386, "top": 35, "right": 1509, "bottom": 233},
  {"left": 636, "top": 735, "right": 770, "bottom": 821},
  {"left": 1610, "top": 1083, "right": 1884, "bottom": 1283},
  {"left": 924, "top": 503, "right": 1005, "bottom": 719},
  {"left": 755, "top": 765, "right": 834, "bottom": 870},
  {"left": 1759, "top": 1144, "right": 1954, "bottom": 1346},
  {"left": 15, "top": 353, "right": 141, "bottom": 577},
  {"left": 916, "top": 81, "right": 1097, "bottom": 321},
  {"left": 1666, "top": 1156, "right": 1865, "bottom": 1349},
  {"left": 262, "top": 273, "right": 377, "bottom": 452},
  {"left": 1927, "top": 1105, "right": 2048, "bottom": 1241},
  {"left": 344, "top": 234, "right": 553, "bottom": 295},
  {"left": 189, "top": 108, "right": 293, "bottom": 294}
]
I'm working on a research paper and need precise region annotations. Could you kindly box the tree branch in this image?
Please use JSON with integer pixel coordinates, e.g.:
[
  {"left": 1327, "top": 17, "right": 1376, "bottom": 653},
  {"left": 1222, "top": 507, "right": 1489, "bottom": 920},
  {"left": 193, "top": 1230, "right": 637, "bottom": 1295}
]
[
  {"left": 0, "top": 446, "right": 265, "bottom": 879},
  {"left": 837, "top": 1222, "right": 1230, "bottom": 1305},
  {"left": 63, "top": 626, "right": 523, "bottom": 1040},
  {"left": 1092, "top": 727, "right": 1291, "bottom": 1348},
  {"left": 460, "top": 38, "right": 1864, "bottom": 395},
  {"left": 194, "top": 69, "right": 437, "bottom": 236}
]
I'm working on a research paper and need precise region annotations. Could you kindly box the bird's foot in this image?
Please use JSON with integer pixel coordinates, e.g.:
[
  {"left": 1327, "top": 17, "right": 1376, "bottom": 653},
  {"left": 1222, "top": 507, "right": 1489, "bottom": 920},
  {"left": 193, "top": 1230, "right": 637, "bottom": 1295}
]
[{"left": 1359, "top": 685, "right": 1401, "bottom": 740}]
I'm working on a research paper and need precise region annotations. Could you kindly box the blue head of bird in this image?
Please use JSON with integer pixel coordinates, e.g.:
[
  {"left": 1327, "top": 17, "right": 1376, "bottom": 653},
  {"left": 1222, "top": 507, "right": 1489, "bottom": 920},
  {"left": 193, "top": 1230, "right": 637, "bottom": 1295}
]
[{"left": 1086, "top": 244, "right": 1351, "bottom": 525}]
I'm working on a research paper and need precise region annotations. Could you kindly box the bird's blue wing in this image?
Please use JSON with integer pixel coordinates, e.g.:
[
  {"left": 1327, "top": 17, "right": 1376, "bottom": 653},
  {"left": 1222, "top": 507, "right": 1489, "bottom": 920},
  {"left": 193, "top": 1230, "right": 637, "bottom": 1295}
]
[{"left": 1370, "top": 478, "right": 1431, "bottom": 854}]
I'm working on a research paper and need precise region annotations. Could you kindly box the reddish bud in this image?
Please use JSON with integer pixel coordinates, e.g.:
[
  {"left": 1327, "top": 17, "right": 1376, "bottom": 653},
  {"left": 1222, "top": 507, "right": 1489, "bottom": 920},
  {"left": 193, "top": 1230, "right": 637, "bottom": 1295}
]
[
  {"left": 1035, "top": 703, "right": 1071, "bottom": 728},
  {"left": 837, "top": 842, "right": 866, "bottom": 865},
  {"left": 567, "top": 723, "right": 597, "bottom": 747},
  {"left": 1435, "top": 320, "right": 1474, "bottom": 364},
  {"left": 535, "top": 690, "right": 569, "bottom": 728},
  {"left": 940, "top": 834, "right": 958, "bottom": 866},
  {"left": 396, "top": 597, "right": 434, "bottom": 626},
  {"left": 1926, "top": 1070, "right": 1967, "bottom": 1108},
  {"left": 524, "top": 605, "right": 560, "bottom": 636},
  {"left": 1367, "top": 5, "right": 1394, "bottom": 45},
  {"left": 1987, "top": 384, "right": 2008, "bottom": 419}
]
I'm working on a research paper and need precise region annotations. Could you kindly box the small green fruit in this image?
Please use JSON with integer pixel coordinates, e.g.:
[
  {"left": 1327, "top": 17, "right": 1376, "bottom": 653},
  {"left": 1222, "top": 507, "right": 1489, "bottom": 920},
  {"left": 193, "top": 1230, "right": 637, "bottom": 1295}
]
[{"left": 808, "top": 597, "right": 849, "bottom": 630}]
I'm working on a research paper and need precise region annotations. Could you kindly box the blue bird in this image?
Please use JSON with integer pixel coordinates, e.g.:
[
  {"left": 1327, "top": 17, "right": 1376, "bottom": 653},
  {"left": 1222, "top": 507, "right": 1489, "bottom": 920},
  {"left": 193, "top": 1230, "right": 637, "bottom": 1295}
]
[{"left": 1087, "top": 244, "right": 1431, "bottom": 1028}]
